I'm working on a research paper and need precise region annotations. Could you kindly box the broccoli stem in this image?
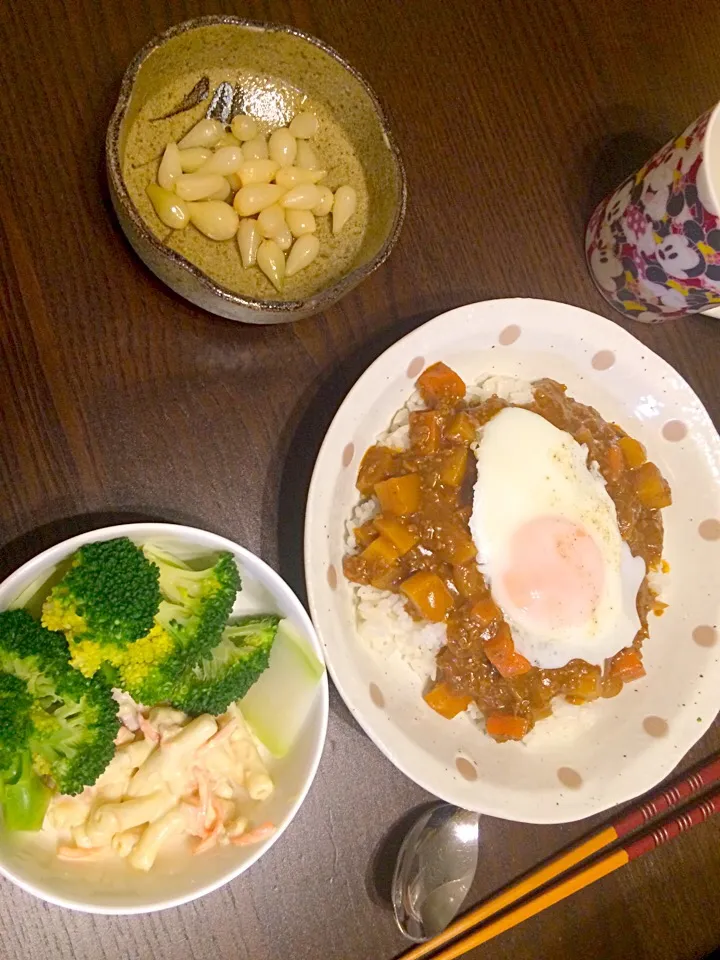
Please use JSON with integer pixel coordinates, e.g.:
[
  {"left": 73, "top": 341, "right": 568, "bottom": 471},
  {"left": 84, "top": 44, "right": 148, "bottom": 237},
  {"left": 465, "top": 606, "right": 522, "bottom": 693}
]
[{"left": 2, "top": 753, "right": 52, "bottom": 831}]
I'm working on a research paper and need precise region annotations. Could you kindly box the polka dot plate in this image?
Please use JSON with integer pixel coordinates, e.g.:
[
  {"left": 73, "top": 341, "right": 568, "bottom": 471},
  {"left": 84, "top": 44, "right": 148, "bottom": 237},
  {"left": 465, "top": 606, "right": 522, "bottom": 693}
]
[{"left": 304, "top": 298, "right": 720, "bottom": 823}]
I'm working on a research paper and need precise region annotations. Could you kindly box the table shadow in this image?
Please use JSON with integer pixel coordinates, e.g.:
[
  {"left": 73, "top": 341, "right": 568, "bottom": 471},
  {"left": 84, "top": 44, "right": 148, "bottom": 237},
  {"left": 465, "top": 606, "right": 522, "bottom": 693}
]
[
  {"left": 571, "top": 106, "right": 673, "bottom": 248},
  {"left": 267, "top": 306, "right": 442, "bottom": 606},
  {"left": 365, "top": 800, "right": 439, "bottom": 911},
  {"left": 0, "top": 506, "right": 214, "bottom": 582}
]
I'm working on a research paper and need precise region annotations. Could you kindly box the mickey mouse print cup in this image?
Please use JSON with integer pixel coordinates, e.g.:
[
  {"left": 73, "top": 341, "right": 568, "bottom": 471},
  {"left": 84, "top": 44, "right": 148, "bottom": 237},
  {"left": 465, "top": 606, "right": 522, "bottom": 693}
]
[{"left": 586, "top": 104, "right": 720, "bottom": 322}]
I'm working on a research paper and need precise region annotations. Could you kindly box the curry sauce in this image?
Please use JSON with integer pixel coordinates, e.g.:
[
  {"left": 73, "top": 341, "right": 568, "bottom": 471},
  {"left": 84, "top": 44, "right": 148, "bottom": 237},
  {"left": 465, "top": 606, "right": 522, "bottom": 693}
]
[{"left": 343, "top": 363, "right": 671, "bottom": 741}]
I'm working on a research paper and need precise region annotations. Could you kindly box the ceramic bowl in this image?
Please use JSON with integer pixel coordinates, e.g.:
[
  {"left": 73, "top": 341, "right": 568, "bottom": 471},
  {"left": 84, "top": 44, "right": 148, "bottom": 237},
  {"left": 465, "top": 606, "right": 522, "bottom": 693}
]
[
  {"left": 305, "top": 298, "right": 720, "bottom": 824},
  {"left": 106, "top": 16, "right": 406, "bottom": 324},
  {"left": 0, "top": 523, "right": 328, "bottom": 913}
]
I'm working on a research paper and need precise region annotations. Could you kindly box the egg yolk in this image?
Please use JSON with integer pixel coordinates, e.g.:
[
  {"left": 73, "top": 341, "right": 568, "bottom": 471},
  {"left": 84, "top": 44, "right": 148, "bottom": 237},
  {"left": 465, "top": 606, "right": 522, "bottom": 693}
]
[{"left": 502, "top": 516, "right": 605, "bottom": 628}]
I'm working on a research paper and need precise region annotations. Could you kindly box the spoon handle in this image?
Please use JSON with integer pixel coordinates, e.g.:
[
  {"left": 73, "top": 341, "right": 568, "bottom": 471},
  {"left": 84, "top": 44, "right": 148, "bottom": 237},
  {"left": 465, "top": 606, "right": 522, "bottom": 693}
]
[
  {"left": 396, "top": 753, "right": 720, "bottom": 960},
  {"left": 403, "top": 790, "right": 720, "bottom": 960}
]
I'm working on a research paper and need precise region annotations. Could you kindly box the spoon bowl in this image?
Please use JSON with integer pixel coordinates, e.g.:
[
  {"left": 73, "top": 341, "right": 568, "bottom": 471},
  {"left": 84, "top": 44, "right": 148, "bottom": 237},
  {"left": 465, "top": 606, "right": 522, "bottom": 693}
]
[{"left": 392, "top": 803, "right": 480, "bottom": 942}]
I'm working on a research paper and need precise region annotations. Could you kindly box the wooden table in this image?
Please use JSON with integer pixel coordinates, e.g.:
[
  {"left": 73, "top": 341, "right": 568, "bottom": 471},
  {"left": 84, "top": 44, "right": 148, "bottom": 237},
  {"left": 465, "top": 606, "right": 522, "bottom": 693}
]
[{"left": 0, "top": 1, "right": 718, "bottom": 957}]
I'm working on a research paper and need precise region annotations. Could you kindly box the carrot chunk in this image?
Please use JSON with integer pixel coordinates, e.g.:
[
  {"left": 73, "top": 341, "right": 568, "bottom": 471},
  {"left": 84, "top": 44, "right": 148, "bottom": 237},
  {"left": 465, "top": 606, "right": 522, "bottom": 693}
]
[
  {"left": 619, "top": 435, "right": 646, "bottom": 468},
  {"left": 608, "top": 648, "right": 646, "bottom": 683},
  {"left": 565, "top": 669, "right": 602, "bottom": 703},
  {"left": 416, "top": 362, "right": 466, "bottom": 404},
  {"left": 484, "top": 624, "right": 532, "bottom": 677},
  {"left": 353, "top": 520, "right": 378, "bottom": 548},
  {"left": 356, "top": 445, "right": 399, "bottom": 496},
  {"left": 374, "top": 474, "right": 421, "bottom": 515},
  {"left": 361, "top": 536, "right": 400, "bottom": 565},
  {"left": 485, "top": 713, "right": 530, "bottom": 741},
  {"left": 446, "top": 411, "right": 476, "bottom": 443},
  {"left": 439, "top": 447, "right": 468, "bottom": 486},
  {"left": 401, "top": 571, "right": 453, "bottom": 622},
  {"left": 423, "top": 682, "right": 472, "bottom": 719},
  {"left": 470, "top": 597, "right": 502, "bottom": 627},
  {"left": 633, "top": 462, "right": 672, "bottom": 509},
  {"left": 373, "top": 516, "right": 419, "bottom": 555},
  {"left": 409, "top": 411, "right": 442, "bottom": 454}
]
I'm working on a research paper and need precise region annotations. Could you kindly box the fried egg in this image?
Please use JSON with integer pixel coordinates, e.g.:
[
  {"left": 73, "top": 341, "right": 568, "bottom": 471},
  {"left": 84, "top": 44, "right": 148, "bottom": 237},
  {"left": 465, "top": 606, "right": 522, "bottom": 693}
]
[{"left": 470, "top": 407, "right": 646, "bottom": 668}]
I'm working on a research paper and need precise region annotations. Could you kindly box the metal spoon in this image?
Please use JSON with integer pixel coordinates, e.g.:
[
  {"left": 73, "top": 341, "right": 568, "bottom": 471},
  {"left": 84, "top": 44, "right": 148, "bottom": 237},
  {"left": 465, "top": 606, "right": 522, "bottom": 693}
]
[{"left": 392, "top": 803, "right": 480, "bottom": 942}]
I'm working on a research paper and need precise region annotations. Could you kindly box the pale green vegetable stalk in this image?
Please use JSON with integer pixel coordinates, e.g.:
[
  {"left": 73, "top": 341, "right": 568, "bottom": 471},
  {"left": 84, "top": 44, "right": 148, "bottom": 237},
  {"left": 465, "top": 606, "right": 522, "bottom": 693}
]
[{"left": 240, "top": 619, "right": 324, "bottom": 758}]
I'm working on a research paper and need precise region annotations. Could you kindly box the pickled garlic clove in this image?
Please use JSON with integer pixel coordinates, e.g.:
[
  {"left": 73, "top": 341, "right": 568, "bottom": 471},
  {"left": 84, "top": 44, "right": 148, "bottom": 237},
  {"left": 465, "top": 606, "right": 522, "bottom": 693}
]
[
  {"left": 157, "top": 142, "right": 182, "bottom": 190},
  {"left": 243, "top": 135, "right": 269, "bottom": 160},
  {"left": 146, "top": 182, "right": 190, "bottom": 229},
  {"left": 237, "top": 218, "right": 260, "bottom": 268},
  {"left": 268, "top": 128, "right": 297, "bottom": 167},
  {"left": 311, "top": 185, "right": 334, "bottom": 217},
  {"left": 178, "top": 147, "right": 211, "bottom": 173},
  {"left": 332, "top": 185, "right": 357, "bottom": 234},
  {"left": 231, "top": 115, "right": 259, "bottom": 142},
  {"left": 280, "top": 184, "right": 323, "bottom": 210},
  {"left": 285, "top": 209, "right": 317, "bottom": 237},
  {"left": 177, "top": 118, "right": 226, "bottom": 149},
  {"left": 274, "top": 224, "right": 293, "bottom": 252},
  {"left": 274, "top": 166, "right": 326, "bottom": 189},
  {"left": 257, "top": 239, "right": 286, "bottom": 290},
  {"left": 286, "top": 234, "right": 320, "bottom": 276},
  {"left": 296, "top": 140, "right": 319, "bottom": 170},
  {"left": 257, "top": 204, "right": 287, "bottom": 239},
  {"left": 215, "top": 130, "right": 242, "bottom": 148},
  {"left": 175, "top": 173, "right": 229, "bottom": 202},
  {"left": 188, "top": 200, "right": 239, "bottom": 240},
  {"left": 237, "top": 159, "right": 280, "bottom": 186},
  {"left": 199, "top": 145, "right": 245, "bottom": 176},
  {"left": 233, "top": 183, "right": 285, "bottom": 217},
  {"left": 209, "top": 179, "right": 232, "bottom": 202},
  {"left": 289, "top": 112, "right": 318, "bottom": 139}
]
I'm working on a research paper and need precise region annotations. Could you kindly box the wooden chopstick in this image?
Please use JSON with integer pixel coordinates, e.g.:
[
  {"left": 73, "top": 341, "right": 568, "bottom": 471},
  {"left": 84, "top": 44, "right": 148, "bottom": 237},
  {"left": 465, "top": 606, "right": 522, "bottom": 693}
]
[
  {"left": 415, "top": 788, "right": 720, "bottom": 960},
  {"left": 398, "top": 755, "right": 720, "bottom": 960}
]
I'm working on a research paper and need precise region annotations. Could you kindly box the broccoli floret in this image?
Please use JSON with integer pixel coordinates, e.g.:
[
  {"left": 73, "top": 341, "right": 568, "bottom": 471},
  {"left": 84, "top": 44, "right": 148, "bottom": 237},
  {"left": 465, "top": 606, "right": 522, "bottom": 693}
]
[
  {"left": 42, "top": 537, "right": 160, "bottom": 652},
  {"left": 171, "top": 615, "right": 279, "bottom": 715},
  {"left": 0, "top": 672, "right": 33, "bottom": 773},
  {"left": 107, "top": 621, "right": 179, "bottom": 705},
  {"left": 144, "top": 546, "right": 239, "bottom": 644},
  {"left": 0, "top": 610, "right": 119, "bottom": 803},
  {"left": 109, "top": 549, "right": 240, "bottom": 705},
  {"left": 29, "top": 666, "right": 119, "bottom": 796}
]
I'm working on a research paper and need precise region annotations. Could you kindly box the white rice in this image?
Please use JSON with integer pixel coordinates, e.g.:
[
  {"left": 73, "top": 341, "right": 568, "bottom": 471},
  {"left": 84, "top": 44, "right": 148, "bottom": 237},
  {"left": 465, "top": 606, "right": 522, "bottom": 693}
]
[
  {"left": 355, "top": 586, "right": 446, "bottom": 679},
  {"left": 347, "top": 373, "right": 534, "bottom": 681}
]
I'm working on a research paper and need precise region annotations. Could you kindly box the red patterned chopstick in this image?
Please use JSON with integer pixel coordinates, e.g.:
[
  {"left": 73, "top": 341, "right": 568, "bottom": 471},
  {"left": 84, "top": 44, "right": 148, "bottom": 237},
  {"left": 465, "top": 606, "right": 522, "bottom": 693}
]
[
  {"left": 614, "top": 755, "right": 720, "bottom": 838},
  {"left": 398, "top": 755, "right": 720, "bottom": 960},
  {"left": 407, "top": 788, "right": 720, "bottom": 960}
]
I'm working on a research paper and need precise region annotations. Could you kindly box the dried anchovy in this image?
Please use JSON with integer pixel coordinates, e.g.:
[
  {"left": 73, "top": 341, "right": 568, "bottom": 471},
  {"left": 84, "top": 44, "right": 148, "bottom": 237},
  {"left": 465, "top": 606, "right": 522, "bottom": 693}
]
[
  {"left": 230, "top": 85, "right": 247, "bottom": 119},
  {"left": 205, "top": 81, "right": 234, "bottom": 124},
  {"left": 151, "top": 76, "right": 210, "bottom": 121}
]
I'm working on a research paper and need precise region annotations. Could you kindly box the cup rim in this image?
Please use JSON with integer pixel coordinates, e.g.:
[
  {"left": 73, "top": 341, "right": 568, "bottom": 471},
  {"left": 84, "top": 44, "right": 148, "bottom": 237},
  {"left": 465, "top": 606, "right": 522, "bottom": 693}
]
[{"left": 106, "top": 15, "right": 407, "bottom": 317}]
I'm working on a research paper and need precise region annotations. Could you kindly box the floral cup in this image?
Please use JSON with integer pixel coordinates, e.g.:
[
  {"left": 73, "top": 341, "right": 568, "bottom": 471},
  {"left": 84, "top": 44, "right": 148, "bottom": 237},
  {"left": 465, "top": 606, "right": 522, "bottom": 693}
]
[{"left": 586, "top": 104, "right": 720, "bottom": 322}]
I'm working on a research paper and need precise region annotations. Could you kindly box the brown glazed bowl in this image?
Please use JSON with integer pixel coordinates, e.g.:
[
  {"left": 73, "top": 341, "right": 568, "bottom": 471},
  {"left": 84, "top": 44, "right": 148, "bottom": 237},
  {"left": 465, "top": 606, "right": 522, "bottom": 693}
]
[{"left": 106, "top": 16, "right": 406, "bottom": 324}]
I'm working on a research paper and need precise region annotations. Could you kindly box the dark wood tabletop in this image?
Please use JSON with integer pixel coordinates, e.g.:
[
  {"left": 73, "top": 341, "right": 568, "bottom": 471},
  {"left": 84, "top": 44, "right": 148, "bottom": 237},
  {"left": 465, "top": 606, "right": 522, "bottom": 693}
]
[{"left": 1, "top": 0, "right": 719, "bottom": 958}]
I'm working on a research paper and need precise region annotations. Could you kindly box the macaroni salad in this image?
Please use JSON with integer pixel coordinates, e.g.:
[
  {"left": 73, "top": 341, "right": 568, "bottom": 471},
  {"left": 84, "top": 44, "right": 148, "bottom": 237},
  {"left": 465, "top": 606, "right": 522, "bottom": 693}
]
[{"left": 45, "top": 700, "right": 275, "bottom": 871}]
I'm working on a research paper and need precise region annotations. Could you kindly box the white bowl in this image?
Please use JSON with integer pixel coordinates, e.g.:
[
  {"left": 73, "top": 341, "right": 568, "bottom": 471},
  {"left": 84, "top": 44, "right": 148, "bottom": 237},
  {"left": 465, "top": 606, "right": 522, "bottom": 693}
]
[
  {"left": 305, "top": 298, "right": 720, "bottom": 824},
  {"left": 0, "top": 523, "right": 328, "bottom": 913}
]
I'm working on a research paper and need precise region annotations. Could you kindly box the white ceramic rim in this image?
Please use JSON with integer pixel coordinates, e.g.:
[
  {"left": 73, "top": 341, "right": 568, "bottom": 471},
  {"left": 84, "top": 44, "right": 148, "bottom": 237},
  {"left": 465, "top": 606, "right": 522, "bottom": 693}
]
[
  {"left": 0, "top": 522, "right": 329, "bottom": 913},
  {"left": 304, "top": 297, "right": 720, "bottom": 823}
]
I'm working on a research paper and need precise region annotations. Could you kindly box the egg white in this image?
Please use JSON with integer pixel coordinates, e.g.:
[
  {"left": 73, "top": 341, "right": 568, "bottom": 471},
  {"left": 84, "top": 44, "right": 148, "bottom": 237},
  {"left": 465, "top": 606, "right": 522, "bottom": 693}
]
[{"left": 470, "top": 407, "right": 646, "bottom": 668}]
